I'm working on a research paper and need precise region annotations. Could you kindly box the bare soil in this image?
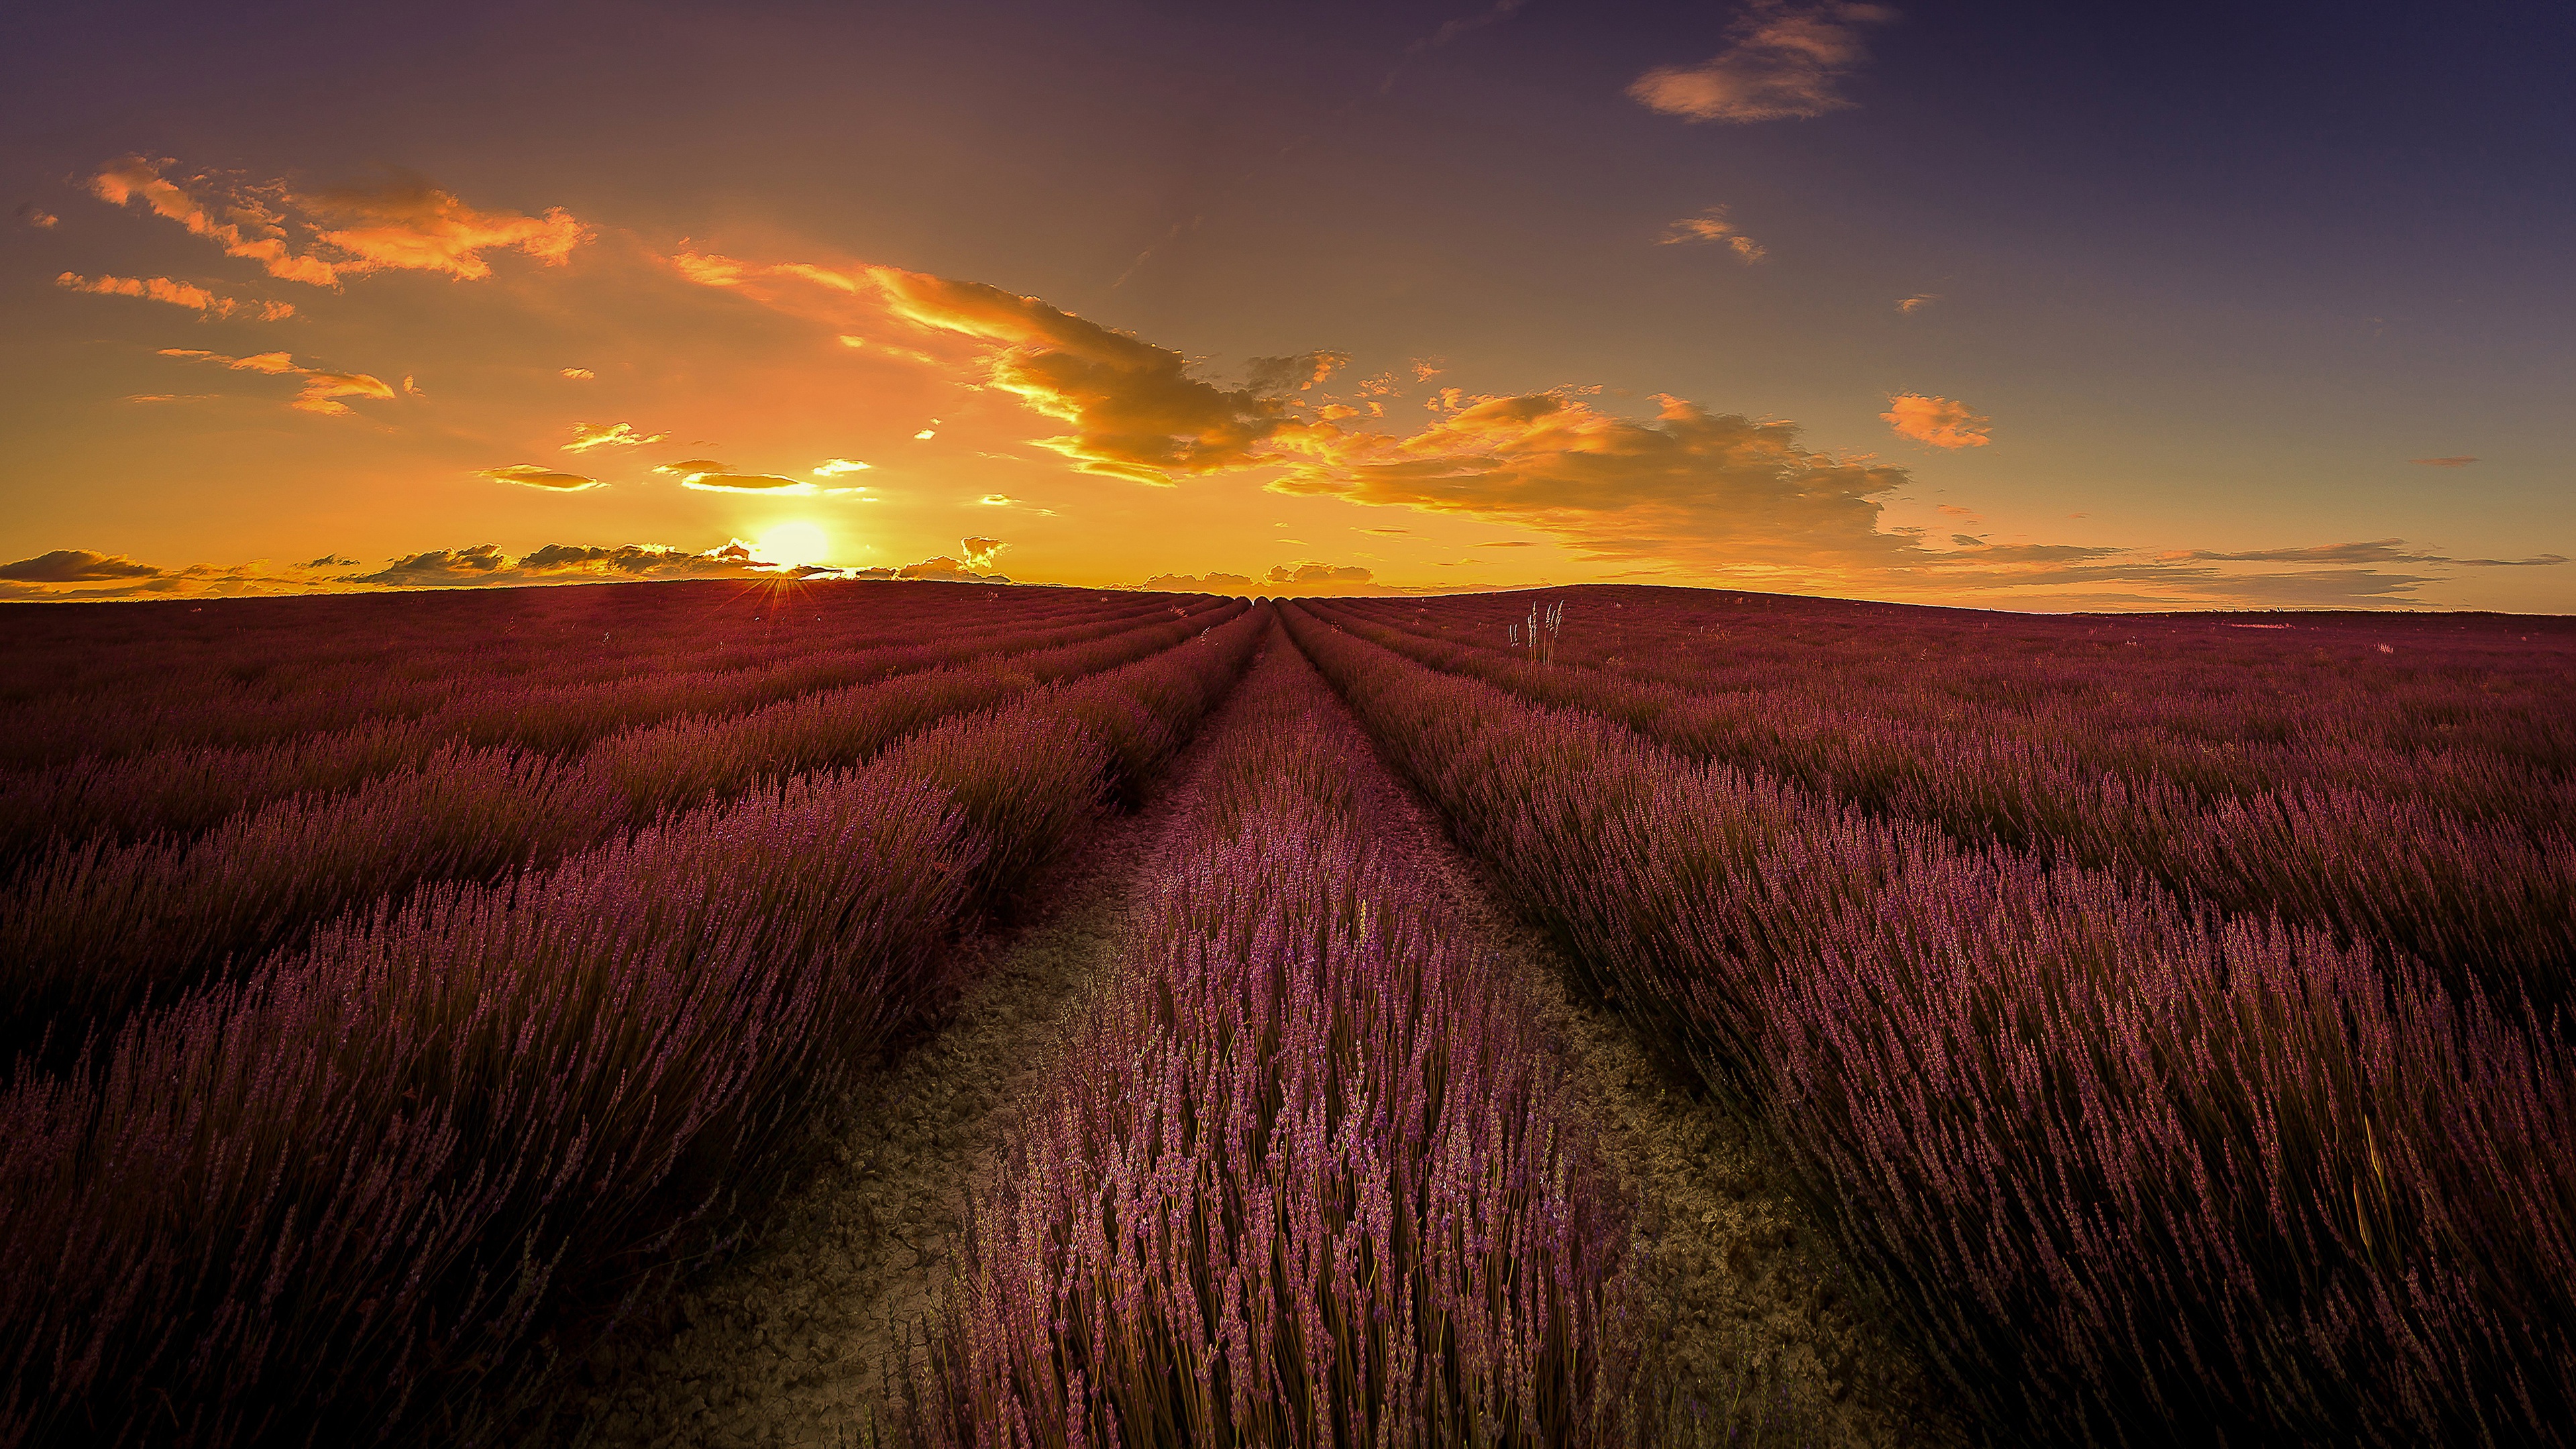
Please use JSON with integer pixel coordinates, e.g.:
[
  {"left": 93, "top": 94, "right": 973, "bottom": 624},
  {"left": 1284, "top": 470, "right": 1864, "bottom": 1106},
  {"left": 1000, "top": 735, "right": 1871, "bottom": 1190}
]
[{"left": 524, "top": 637, "right": 1962, "bottom": 1447}]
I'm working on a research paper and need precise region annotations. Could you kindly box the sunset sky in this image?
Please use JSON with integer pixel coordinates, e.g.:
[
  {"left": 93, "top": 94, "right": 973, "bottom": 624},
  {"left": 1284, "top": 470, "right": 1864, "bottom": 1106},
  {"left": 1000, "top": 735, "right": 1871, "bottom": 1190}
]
[{"left": 2, "top": 1, "right": 2569, "bottom": 609}]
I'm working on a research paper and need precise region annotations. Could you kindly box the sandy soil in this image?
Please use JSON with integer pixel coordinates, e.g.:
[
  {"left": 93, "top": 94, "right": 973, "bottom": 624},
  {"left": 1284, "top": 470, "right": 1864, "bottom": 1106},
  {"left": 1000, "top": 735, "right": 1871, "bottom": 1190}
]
[{"left": 523, "top": 636, "right": 1962, "bottom": 1447}]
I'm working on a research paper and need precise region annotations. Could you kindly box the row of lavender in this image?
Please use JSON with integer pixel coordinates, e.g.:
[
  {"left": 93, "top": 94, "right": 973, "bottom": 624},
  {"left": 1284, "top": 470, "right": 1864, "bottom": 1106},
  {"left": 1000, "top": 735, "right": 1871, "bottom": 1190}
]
[
  {"left": 0, "top": 601, "right": 1272, "bottom": 1449},
  {"left": 1332, "top": 589, "right": 2576, "bottom": 809},
  {"left": 0, "top": 590, "right": 1201, "bottom": 852},
  {"left": 1302, "top": 598, "right": 2576, "bottom": 1026},
  {"left": 1285, "top": 604, "right": 2575, "bottom": 1447},
  {"left": 909, "top": 632, "right": 1636, "bottom": 1445},
  {"left": 0, "top": 602, "right": 1242, "bottom": 1063},
  {"left": 0, "top": 582, "right": 1175, "bottom": 767}
]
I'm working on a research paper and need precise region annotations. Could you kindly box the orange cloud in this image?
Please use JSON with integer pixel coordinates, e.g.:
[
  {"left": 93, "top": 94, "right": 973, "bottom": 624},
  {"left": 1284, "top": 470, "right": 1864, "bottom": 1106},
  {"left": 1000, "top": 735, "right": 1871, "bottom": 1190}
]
[
  {"left": 1246, "top": 351, "right": 1352, "bottom": 393},
  {"left": 563, "top": 421, "right": 667, "bottom": 451},
  {"left": 1273, "top": 392, "right": 1917, "bottom": 575},
  {"left": 1143, "top": 571, "right": 1256, "bottom": 592},
  {"left": 1656, "top": 207, "right": 1766, "bottom": 262},
  {"left": 298, "top": 178, "right": 588, "bottom": 280},
  {"left": 1629, "top": 1, "right": 1896, "bottom": 123},
  {"left": 480, "top": 464, "right": 603, "bottom": 492},
  {"left": 54, "top": 271, "right": 294, "bottom": 319},
  {"left": 896, "top": 555, "right": 1007, "bottom": 582},
  {"left": 1897, "top": 293, "right": 1939, "bottom": 313},
  {"left": 157, "top": 347, "right": 396, "bottom": 415},
  {"left": 871, "top": 265, "right": 1301, "bottom": 483},
  {"left": 560, "top": 367, "right": 596, "bottom": 380},
  {"left": 91, "top": 156, "right": 587, "bottom": 286},
  {"left": 0, "top": 549, "right": 161, "bottom": 582},
  {"left": 1881, "top": 392, "right": 1992, "bottom": 449},
  {"left": 960, "top": 536, "right": 1006, "bottom": 569},
  {"left": 652, "top": 458, "right": 824, "bottom": 494}
]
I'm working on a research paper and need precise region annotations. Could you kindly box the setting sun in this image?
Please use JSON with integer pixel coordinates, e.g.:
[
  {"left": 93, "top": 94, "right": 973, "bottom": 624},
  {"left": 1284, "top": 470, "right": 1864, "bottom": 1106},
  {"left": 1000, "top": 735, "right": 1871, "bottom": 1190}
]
[{"left": 755, "top": 521, "right": 830, "bottom": 569}]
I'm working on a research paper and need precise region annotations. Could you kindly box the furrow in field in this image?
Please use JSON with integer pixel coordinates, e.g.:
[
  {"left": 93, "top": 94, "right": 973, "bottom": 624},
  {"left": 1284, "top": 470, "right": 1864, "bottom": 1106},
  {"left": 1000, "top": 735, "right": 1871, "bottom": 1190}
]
[{"left": 534, "top": 629, "right": 1949, "bottom": 1446}]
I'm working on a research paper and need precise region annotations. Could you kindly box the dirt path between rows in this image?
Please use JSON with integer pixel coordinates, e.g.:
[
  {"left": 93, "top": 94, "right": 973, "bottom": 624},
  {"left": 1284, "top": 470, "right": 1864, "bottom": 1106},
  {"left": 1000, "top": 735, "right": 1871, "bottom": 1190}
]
[
  {"left": 1305, "top": 653, "right": 1965, "bottom": 1447},
  {"left": 525, "top": 631, "right": 1960, "bottom": 1447}
]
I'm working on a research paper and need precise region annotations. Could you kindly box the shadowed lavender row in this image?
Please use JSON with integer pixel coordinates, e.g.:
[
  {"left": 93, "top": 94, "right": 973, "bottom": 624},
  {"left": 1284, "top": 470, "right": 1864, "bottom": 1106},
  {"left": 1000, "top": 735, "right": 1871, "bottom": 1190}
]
[
  {"left": 0, "top": 581, "right": 1191, "bottom": 769},
  {"left": 0, "top": 592, "right": 1215, "bottom": 861},
  {"left": 910, "top": 635, "right": 1636, "bottom": 1446},
  {"left": 0, "top": 606, "right": 1270, "bottom": 1449},
  {"left": 1287, "top": 603, "right": 2575, "bottom": 1448},
  {"left": 0, "top": 604, "right": 1247, "bottom": 1060},
  {"left": 1305, "top": 598, "right": 2576, "bottom": 1026}
]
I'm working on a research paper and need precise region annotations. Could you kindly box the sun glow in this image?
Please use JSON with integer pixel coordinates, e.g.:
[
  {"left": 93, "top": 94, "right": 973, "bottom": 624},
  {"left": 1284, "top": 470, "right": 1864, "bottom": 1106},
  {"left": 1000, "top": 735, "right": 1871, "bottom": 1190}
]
[{"left": 755, "top": 520, "right": 830, "bottom": 568}]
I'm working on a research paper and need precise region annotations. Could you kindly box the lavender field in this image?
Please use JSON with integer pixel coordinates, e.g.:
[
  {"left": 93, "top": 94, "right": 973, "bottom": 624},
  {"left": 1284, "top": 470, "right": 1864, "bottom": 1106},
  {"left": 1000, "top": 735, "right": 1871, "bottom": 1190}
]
[{"left": 2, "top": 580, "right": 2569, "bottom": 1448}]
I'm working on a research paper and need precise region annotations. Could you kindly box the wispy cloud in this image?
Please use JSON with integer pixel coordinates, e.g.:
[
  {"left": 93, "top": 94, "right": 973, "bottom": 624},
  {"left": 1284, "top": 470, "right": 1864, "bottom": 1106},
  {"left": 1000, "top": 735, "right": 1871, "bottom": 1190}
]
[
  {"left": 562, "top": 421, "right": 666, "bottom": 452},
  {"left": 2408, "top": 455, "right": 2478, "bottom": 467},
  {"left": 1882, "top": 392, "right": 1992, "bottom": 449},
  {"left": 1657, "top": 207, "right": 1766, "bottom": 262},
  {"left": 1629, "top": 1, "right": 1897, "bottom": 123},
  {"left": 91, "top": 156, "right": 588, "bottom": 286},
  {"left": 653, "top": 458, "right": 827, "bottom": 494},
  {"left": 1897, "top": 292, "right": 1939, "bottom": 313},
  {"left": 559, "top": 367, "right": 595, "bottom": 380},
  {"left": 56, "top": 271, "right": 293, "bottom": 319},
  {"left": 812, "top": 458, "right": 871, "bottom": 476},
  {"left": 157, "top": 347, "right": 395, "bottom": 415},
  {"left": 480, "top": 463, "right": 603, "bottom": 492}
]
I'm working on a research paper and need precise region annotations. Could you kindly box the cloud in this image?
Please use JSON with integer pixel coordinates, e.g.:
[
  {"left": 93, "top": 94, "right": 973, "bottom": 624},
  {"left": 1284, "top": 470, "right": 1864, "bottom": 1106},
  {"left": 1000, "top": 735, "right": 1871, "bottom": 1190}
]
[
  {"left": 1269, "top": 561, "right": 1373, "bottom": 584},
  {"left": 0, "top": 537, "right": 837, "bottom": 601},
  {"left": 480, "top": 463, "right": 604, "bottom": 492},
  {"left": 1657, "top": 207, "right": 1767, "bottom": 262},
  {"left": 651, "top": 458, "right": 817, "bottom": 494},
  {"left": 1143, "top": 571, "right": 1257, "bottom": 592},
  {"left": 1318, "top": 403, "right": 1361, "bottom": 421},
  {"left": 158, "top": 347, "right": 396, "bottom": 415},
  {"left": 1629, "top": 1, "right": 1896, "bottom": 123},
  {"left": 872, "top": 266, "right": 1301, "bottom": 483},
  {"left": 1480, "top": 540, "right": 1539, "bottom": 547},
  {"left": 19, "top": 205, "right": 58, "bottom": 229},
  {"left": 897, "top": 555, "right": 1008, "bottom": 582},
  {"left": 2408, "top": 455, "right": 2477, "bottom": 467},
  {"left": 350, "top": 539, "right": 830, "bottom": 588},
  {"left": 960, "top": 536, "right": 1006, "bottom": 569},
  {"left": 0, "top": 549, "right": 161, "bottom": 583},
  {"left": 2162, "top": 539, "right": 2568, "bottom": 568},
  {"left": 90, "top": 156, "right": 587, "bottom": 286},
  {"left": 1246, "top": 351, "right": 1352, "bottom": 394},
  {"left": 563, "top": 421, "right": 667, "bottom": 451},
  {"left": 813, "top": 458, "right": 871, "bottom": 476},
  {"left": 1882, "top": 392, "right": 1992, "bottom": 449},
  {"left": 55, "top": 271, "right": 294, "bottom": 319},
  {"left": 560, "top": 368, "right": 595, "bottom": 380},
  {"left": 1897, "top": 293, "right": 1939, "bottom": 313},
  {"left": 1272, "top": 392, "right": 1922, "bottom": 576}
]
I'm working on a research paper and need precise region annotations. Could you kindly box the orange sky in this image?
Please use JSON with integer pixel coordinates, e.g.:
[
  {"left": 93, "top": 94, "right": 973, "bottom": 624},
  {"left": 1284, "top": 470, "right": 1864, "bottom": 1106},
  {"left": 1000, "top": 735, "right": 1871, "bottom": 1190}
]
[{"left": 3, "top": 3, "right": 2568, "bottom": 610}]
